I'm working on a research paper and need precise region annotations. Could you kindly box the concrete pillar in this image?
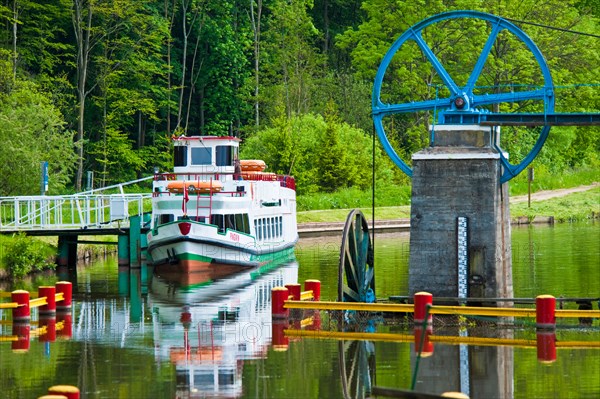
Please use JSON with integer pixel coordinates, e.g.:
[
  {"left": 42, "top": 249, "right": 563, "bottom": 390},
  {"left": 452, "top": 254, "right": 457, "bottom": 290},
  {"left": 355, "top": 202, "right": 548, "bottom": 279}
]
[
  {"left": 56, "top": 236, "right": 69, "bottom": 267},
  {"left": 408, "top": 126, "right": 513, "bottom": 302}
]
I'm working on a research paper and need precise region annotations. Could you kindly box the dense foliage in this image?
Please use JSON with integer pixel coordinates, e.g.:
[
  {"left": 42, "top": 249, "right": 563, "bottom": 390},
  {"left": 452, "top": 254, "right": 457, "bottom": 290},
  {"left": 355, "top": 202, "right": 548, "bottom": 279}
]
[{"left": 0, "top": 0, "right": 598, "bottom": 195}]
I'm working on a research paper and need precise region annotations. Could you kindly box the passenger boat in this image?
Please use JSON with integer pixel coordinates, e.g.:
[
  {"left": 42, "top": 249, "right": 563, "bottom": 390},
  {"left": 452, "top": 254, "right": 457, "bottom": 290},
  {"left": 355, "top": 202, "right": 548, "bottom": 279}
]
[{"left": 146, "top": 135, "right": 298, "bottom": 273}]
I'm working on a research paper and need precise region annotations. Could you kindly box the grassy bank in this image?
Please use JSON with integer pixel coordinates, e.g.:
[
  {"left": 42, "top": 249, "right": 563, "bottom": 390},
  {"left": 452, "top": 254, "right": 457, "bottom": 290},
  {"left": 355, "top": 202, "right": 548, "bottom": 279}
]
[
  {"left": 297, "top": 167, "right": 599, "bottom": 212},
  {"left": 0, "top": 235, "right": 116, "bottom": 280},
  {"left": 298, "top": 187, "right": 599, "bottom": 223}
]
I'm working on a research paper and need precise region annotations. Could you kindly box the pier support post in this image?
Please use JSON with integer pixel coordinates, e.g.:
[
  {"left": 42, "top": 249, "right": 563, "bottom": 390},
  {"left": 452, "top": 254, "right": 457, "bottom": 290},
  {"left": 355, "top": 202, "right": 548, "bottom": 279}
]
[
  {"left": 129, "top": 215, "right": 141, "bottom": 268},
  {"left": 117, "top": 235, "right": 130, "bottom": 267},
  {"left": 408, "top": 126, "right": 512, "bottom": 303},
  {"left": 57, "top": 235, "right": 77, "bottom": 268}
]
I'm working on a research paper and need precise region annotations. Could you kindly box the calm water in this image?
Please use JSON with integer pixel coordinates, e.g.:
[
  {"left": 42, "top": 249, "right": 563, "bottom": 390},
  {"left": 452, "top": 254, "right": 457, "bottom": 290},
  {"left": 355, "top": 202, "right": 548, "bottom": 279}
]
[{"left": 0, "top": 222, "right": 599, "bottom": 398}]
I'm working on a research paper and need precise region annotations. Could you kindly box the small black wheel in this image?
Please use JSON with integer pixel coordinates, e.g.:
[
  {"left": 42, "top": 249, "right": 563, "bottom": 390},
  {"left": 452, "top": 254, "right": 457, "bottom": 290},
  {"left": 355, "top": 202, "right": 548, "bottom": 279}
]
[
  {"left": 187, "top": 185, "right": 196, "bottom": 194},
  {"left": 338, "top": 209, "right": 375, "bottom": 302}
]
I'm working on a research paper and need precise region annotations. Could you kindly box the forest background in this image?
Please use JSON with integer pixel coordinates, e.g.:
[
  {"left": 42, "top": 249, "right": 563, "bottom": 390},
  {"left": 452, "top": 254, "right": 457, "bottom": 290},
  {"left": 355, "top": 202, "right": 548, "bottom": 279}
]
[{"left": 0, "top": 0, "right": 598, "bottom": 208}]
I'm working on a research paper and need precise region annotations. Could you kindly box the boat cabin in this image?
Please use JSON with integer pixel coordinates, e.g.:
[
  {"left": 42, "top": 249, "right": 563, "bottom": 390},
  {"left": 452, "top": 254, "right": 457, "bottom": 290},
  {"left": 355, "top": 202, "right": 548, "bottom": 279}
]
[{"left": 172, "top": 135, "right": 240, "bottom": 178}]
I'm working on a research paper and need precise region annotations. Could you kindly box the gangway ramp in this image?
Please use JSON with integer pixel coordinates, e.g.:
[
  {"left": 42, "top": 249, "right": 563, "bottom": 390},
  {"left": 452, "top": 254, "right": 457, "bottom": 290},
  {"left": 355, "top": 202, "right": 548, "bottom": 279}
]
[{"left": 0, "top": 176, "right": 153, "bottom": 234}]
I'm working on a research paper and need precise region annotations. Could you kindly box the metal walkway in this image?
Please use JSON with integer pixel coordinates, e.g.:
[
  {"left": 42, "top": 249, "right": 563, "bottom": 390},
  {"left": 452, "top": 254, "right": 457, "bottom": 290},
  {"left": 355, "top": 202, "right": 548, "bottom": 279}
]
[{"left": 0, "top": 177, "right": 153, "bottom": 234}]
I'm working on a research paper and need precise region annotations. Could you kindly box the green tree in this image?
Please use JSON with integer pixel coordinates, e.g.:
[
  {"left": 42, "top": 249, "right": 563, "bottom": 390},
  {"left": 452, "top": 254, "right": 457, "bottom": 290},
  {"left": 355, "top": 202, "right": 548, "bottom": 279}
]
[
  {"left": 242, "top": 112, "right": 380, "bottom": 194},
  {"left": 0, "top": 49, "right": 76, "bottom": 195},
  {"left": 261, "top": 0, "right": 325, "bottom": 121}
]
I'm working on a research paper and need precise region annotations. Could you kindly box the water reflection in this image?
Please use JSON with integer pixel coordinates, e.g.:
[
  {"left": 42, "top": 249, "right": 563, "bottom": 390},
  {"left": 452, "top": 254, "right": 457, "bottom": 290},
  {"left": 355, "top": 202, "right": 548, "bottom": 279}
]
[{"left": 148, "top": 261, "right": 298, "bottom": 398}]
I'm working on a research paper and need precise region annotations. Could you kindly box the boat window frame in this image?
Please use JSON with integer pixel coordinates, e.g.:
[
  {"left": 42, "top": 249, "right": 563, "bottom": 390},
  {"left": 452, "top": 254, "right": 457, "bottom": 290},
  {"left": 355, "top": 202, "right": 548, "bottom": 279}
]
[
  {"left": 215, "top": 145, "right": 234, "bottom": 167},
  {"left": 191, "top": 147, "right": 212, "bottom": 165},
  {"left": 173, "top": 146, "right": 187, "bottom": 167}
]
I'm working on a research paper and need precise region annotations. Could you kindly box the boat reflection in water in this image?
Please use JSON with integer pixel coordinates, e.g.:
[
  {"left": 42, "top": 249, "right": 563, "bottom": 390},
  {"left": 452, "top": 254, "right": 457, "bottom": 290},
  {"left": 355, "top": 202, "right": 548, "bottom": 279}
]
[{"left": 148, "top": 259, "right": 298, "bottom": 398}]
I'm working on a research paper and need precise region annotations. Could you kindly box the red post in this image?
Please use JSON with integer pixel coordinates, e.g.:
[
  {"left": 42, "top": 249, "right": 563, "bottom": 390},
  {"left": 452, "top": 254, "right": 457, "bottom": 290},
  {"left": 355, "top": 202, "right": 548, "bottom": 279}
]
[
  {"left": 271, "top": 319, "right": 289, "bottom": 351},
  {"left": 536, "top": 295, "right": 556, "bottom": 329},
  {"left": 55, "top": 281, "right": 73, "bottom": 310},
  {"left": 39, "top": 286, "right": 56, "bottom": 314},
  {"left": 536, "top": 331, "right": 557, "bottom": 364},
  {"left": 305, "top": 310, "right": 322, "bottom": 331},
  {"left": 414, "top": 292, "right": 433, "bottom": 325},
  {"left": 47, "top": 386, "right": 80, "bottom": 399},
  {"left": 414, "top": 326, "right": 434, "bottom": 357},
  {"left": 285, "top": 283, "right": 301, "bottom": 300},
  {"left": 271, "top": 287, "right": 289, "bottom": 319},
  {"left": 39, "top": 315, "right": 57, "bottom": 343},
  {"left": 304, "top": 280, "right": 321, "bottom": 301},
  {"left": 57, "top": 312, "right": 73, "bottom": 339},
  {"left": 12, "top": 290, "right": 30, "bottom": 321},
  {"left": 11, "top": 322, "right": 30, "bottom": 352}
]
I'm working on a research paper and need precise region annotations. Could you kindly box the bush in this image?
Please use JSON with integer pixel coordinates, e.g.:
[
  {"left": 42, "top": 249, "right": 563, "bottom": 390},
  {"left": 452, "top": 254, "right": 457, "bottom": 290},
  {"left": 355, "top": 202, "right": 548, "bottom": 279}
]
[{"left": 3, "top": 234, "right": 54, "bottom": 279}]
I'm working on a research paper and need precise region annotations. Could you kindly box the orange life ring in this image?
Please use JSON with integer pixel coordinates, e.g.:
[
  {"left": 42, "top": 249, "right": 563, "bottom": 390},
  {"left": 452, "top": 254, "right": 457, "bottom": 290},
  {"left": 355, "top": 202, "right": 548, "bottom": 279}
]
[
  {"left": 240, "top": 160, "right": 266, "bottom": 172},
  {"left": 166, "top": 180, "right": 223, "bottom": 194}
]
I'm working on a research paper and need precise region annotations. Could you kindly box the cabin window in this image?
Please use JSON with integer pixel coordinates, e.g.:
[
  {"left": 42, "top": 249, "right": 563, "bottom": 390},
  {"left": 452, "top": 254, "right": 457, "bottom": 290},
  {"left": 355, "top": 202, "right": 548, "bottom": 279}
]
[
  {"left": 225, "top": 214, "right": 236, "bottom": 232},
  {"left": 158, "top": 214, "right": 174, "bottom": 225},
  {"left": 262, "top": 218, "right": 267, "bottom": 240},
  {"left": 256, "top": 219, "right": 261, "bottom": 240},
  {"left": 210, "top": 214, "right": 225, "bottom": 233},
  {"left": 191, "top": 147, "right": 212, "bottom": 165},
  {"left": 235, "top": 214, "right": 250, "bottom": 234},
  {"left": 173, "top": 146, "right": 187, "bottom": 167},
  {"left": 216, "top": 145, "right": 234, "bottom": 166}
]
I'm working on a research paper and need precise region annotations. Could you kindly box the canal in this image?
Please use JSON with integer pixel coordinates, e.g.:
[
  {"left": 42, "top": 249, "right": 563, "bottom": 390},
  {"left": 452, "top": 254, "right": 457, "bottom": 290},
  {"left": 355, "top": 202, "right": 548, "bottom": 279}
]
[{"left": 0, "top": 222, "right": 598, "bottom": 398}]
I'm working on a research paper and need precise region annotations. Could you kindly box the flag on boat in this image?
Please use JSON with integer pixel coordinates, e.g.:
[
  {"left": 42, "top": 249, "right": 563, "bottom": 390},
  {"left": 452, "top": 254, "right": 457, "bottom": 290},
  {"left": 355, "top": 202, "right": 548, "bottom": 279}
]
[{"left": 182, "top": 181, "right": 189, "bottom": 214}]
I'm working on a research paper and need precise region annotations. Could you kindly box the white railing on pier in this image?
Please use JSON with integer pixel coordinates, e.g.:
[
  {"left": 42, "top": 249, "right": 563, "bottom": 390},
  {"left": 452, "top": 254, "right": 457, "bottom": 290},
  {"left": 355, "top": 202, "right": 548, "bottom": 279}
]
[
  {"left": 0, "top": 193, "right": 152, "bottom": 231},
  {"left": 0, "top": 177, "right": 155, "bottom": 231}
]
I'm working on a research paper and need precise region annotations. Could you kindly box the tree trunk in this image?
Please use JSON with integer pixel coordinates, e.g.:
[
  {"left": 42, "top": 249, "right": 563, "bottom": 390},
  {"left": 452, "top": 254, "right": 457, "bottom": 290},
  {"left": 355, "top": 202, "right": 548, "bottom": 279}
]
[{"left": 250, "top": 0, "right": 262, "bottom": 128}]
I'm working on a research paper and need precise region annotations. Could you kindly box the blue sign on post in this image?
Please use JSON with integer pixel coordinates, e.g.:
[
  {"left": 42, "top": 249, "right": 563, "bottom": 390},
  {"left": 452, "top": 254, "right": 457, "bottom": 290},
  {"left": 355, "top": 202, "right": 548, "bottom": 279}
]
[{"left": 41, "top": 161, "right": 48, "bottom": 195}]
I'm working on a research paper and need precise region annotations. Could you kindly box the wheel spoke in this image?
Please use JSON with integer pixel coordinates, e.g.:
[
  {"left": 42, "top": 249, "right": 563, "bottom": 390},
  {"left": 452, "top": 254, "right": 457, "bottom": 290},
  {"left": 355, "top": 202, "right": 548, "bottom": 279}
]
[
  {"left": 465, "top": 22, "right": 503, "bottom": 92},
  {"left": 344, "top": 245, "right": 359, "bottom": 292},
  {"left": 373, "top": 97, "right": 450, "bottom": 116},
  {"left": 343, "top": 285, "right": 361, "bottom": 302},
  {"left": 364, "top": 267, "right": 374, "bottom": 292},
  {"left": 412, "top": 31, "right": 459, "bottom": 96}
]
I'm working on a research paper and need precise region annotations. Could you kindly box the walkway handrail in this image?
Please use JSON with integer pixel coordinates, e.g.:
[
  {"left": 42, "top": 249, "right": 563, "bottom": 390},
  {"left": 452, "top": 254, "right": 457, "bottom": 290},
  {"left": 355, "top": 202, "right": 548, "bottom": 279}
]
[{"left": 0, "top": 193, "right": 151, "bottom": 231}]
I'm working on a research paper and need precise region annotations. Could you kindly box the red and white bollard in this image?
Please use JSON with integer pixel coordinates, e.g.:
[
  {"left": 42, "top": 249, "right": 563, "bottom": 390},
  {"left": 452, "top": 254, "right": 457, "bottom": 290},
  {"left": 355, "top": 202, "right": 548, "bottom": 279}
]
[
  {"left": 413, "top": 292, "right": 433, "bottom": 325},
  {"left": 56, "top": 312, "right": 73, "bottom": 339},
  {"left": 39, "top": 315, "right": 57, "bottom": 343},
  {"left": 285, "top": 283, "right": 301, "bottom": 300},
  {"left": 536, "top": 331, "right": 557, "bottom": 363},
  {"left": 39, "top": 286, "right": 57, "bottom": 315},
  {"left": 536, "top": 295, "right": 556, "bottom": 330},
  {"left": 11, "top": 322, "right": 30, "bottom": 352},
  {"left": 12, "top": 290, "right": 30, "bottom": 321},
  {"left": 55, "top": 281, "right": 73, "bottom": 311},
  {"left": 304, "top": 279, "right": 321, "bottom": 301},
  {"left": 271, "top": 287, "right": 289, "bottom": 319},
  {"left": 414, "top": 325, "right": 434, "bottom": 357},
  {"left": 271, "top": 320, "right": 289, "bottom": 351}
]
